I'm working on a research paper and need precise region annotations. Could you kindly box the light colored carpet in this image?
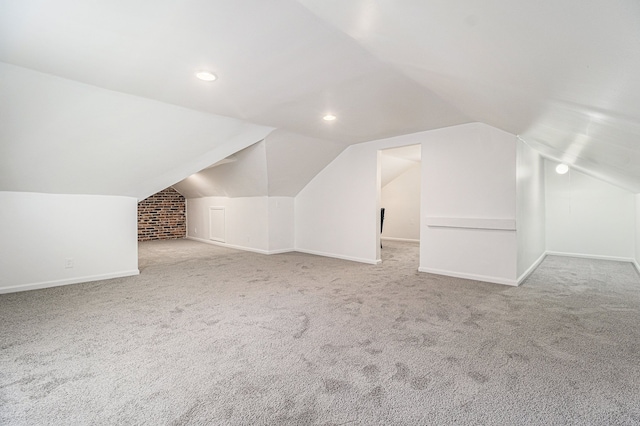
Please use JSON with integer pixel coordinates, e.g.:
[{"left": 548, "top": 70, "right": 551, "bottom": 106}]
[{"left": 1, "top": 239, "right": 640, "bottom": 425}]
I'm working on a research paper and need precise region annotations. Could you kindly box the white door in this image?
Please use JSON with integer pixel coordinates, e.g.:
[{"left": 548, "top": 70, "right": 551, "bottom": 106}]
[{"left": 209, "top": 207, "right": 225, "bottom": 242}]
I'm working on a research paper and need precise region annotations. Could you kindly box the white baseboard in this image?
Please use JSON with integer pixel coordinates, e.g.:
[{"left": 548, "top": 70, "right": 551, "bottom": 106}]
[
  {"left": 418, "top": 267, "right": 517, "bottom": 286},
  {"left": 545, "top": 251, "right": 635, "bottom": 263},
  {"left": 190, "top": 236, "right": 378, "bottom": 264},
  {"left": 266, "top": 248, "right": 296, "bottom": 255},
  {"left": 517, "top": 252, "right": 547, "bottom": 285},
  {"left": 0, "top": 269, "right": 140, "bottom": 294},
  {"left": 187, "top": 236, "right": 293, "bottom": 255},
  {"left": 381, "top": 237, "right": 419, "bottom": 243},
  {"left": 632, "top": 260, "right": 640, "bottom": 275},
  {"left": 295, "top": 248, "right": 381, "bottom": 265}
]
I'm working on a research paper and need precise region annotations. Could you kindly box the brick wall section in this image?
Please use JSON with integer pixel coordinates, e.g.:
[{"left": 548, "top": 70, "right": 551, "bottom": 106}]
[{"left": 137, "top": 187, "right": 186, "bottom": 241}]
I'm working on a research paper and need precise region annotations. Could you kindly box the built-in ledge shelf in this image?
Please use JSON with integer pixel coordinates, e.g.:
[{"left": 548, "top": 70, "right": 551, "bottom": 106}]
[{"left": 425, "top": 217, "right": 516, "bottom": 231}]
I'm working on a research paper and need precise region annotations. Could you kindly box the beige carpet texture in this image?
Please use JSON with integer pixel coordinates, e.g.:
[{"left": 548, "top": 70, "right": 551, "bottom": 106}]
[{"left": 1, "top": 239, "right": 640, "bottom": 425}]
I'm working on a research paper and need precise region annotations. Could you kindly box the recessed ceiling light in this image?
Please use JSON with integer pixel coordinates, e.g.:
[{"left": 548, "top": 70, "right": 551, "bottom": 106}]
[
  {"left": 195, "top": 71, "right": 217, "bottom": 81},
  {"left": 323, "top": 114, "right": 337, "bottom": 121},
  {"left": 556, "top": 163, "right": 569, "bottom": 174}
]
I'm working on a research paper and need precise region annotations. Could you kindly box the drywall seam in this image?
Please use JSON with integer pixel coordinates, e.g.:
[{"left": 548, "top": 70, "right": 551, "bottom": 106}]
[
  {"left": 187, "top": 236, "right": 293, "bottom": 255},
  {"left": 418, "top": 267, "right": 518, "bottom": 286},
  {"left": 545, "top": 251, "right": 635, "bottom": 263},
  {"left": 0, "top": 270, "right": 140, "bottom": 294},
  {"left": 516, "top": 252, "right": 547, "bottom": 286},
  {"left": 295, "top": 248, "right": 381, "bottom": 265}
]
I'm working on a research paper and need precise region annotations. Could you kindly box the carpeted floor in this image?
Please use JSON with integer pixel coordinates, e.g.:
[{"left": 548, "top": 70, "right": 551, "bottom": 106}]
[{"left": 1, "top": 239, "right": 639, "bottom": 425}]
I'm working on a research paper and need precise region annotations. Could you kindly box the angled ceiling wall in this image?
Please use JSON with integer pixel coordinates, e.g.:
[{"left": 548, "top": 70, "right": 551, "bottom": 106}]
[
  {"left": 265, "top": 130, "right": 346, "bottom": 196},
  {"left": 0, "top": 63, "right": 273, "bottom": 199},
  {"left": 173, "top": 141, "right": 268, "bottom": 198},
  {"left": 173, "top": 130, "right": 346, "bottom": 198},
  {"left": 296, "top": 0, "right": 640, "bottom": 192},
  {"left": 0, "top": 0, "right": 470, "bottom": 145},
  {"left": 1, "top": 1, "right": 640, "bottom": 194}
]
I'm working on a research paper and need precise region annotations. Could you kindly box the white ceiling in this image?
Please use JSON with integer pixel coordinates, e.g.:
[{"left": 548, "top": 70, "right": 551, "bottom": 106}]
[
  {"left": 0, "top": 62, "right": 273, "bottom": 198},
  {"left": 1, "top": 0, "right": 639, "bottom": 192}
]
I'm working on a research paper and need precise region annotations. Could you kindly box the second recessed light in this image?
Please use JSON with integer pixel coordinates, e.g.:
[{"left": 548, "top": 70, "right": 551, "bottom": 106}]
[
  {"left": 195, "top": 71, "right": 217, "bottom": 81},
  {"left": 323, "top": 114, "right": 337, "bottom": 121}
]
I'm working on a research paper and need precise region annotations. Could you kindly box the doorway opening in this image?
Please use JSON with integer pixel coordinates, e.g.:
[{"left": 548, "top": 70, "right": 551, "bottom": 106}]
[{"left": 378, "top": 144, "right": 422, "bottom": 267}]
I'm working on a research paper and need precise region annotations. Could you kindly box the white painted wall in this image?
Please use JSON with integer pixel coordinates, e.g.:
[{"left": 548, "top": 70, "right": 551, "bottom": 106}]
[
  {"left": 381, "top": 164, "right": 421, "bottom": 241},
  {"left": 516, "top": 140, "right": 546, "bottom": 281},
  {"left": 635, "top": 195, "right": 640, "bottom": 272},
  {"left": 545, "top": 161, "right": 635, "bottom": 261},
  {"left": 295, "top": 145, "right": 380, "bottom": 264},
  {"left": 268, "top": 197, "right": 295, "bottom": 253},
  {"left": 0, "top": 192, "right": 138, "bottom": 293},
  {"left": 295, "top": 122, "right": 520, "bottom": 284},
  {"left": 187, "top": 196, "right": 269, "bottom": 253},
  {"left": 186, "top": 196, "right": 295, "bottom": 254},
  {"left": 420, "top": 124, "right": 518, "bottom": 284}
]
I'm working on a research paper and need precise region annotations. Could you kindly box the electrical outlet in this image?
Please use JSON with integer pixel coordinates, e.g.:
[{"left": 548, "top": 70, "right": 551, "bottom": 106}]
[
  {"left": 65, "top": 258, "right": 74, "bottom": 269},
  {"left": 194, "top": 227, "right": 197, "bottom": 234}
]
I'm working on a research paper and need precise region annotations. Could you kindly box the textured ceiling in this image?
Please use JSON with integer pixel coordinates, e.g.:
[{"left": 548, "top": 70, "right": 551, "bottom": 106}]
[{"left": 1, "top": 0, "right": 639, "bottom": 193}]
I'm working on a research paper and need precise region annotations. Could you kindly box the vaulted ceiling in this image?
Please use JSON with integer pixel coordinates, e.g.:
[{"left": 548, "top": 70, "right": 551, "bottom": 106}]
[{"left": 1, "top": 0, "right": 639, "bottom": 194}]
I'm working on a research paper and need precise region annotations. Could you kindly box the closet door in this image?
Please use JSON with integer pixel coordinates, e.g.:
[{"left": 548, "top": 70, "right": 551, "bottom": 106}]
[{"left": 209, "top": 207, "right": 225, "bottom": 243}]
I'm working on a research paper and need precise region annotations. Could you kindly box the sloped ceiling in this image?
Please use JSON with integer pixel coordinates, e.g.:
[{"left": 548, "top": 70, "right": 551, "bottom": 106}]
[
  {"left": 296, "top": 0, "right": 640, "bottom": 192},
  {"left": 172, "top": 130, "right": 346, "bottom": 198},
  {"left": 1, "top": 0, "right": 639, "bottom": 194},
  {"left": 381, "top": 145, "right": 421, "bottom": 188},
  {"left": 265, "top": 130, "right": 346, "bottom": 196},
  {"left": 0, "top": 0, "right": 469, "bottom": 145},
  {"left": 0, "top": 62, "right": 273, "bottom": 199},
  {"left": 173, "top": 140, "right": 268, "bottom": 198}
]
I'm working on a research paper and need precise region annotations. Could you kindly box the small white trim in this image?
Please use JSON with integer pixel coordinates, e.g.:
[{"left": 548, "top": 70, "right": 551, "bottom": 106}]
[
  {"left": 517, "top": 252, "right": 547, "bottom": 285},
  {"left": 418, "top": 267, "right": 517, "bottom": 286},
  {"left": 295, "top": 248, "right": 381, "bottom": 265},
  {"left": 424, "top": 217, "right": 516, "bottom": 231},
  {"left": 187, "top": 236, "right": 293, "bottom": 255},
  {"left": 634, "top": 261, "right": 640, "bottom": 275},
  {"left": 381, "top": 237, "right": 419, "bottom": 243},
  {"left": 0, "top": 270, "right": 140, "bottom": 294},
  {"left": 545, "top": 251, "right": 635, "bottom": 263}
]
